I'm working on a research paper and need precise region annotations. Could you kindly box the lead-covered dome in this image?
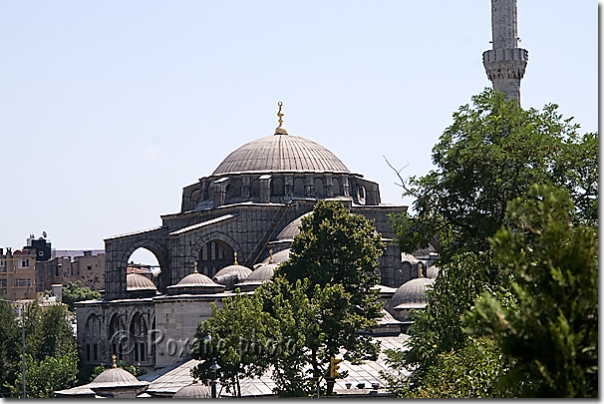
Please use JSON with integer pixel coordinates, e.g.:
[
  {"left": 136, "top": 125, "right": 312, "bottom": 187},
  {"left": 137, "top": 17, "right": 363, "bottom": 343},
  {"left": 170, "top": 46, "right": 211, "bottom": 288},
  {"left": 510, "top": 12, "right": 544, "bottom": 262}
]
[{"left": 212, "top": 134, "right": 350, "bottom": 176}]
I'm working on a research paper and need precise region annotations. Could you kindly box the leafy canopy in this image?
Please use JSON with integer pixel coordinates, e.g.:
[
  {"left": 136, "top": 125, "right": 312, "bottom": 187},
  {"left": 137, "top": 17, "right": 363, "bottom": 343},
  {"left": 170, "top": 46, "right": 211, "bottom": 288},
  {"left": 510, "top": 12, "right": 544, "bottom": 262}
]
[{"left": 465, "top": 184, "right": 598, "bottom": 397}]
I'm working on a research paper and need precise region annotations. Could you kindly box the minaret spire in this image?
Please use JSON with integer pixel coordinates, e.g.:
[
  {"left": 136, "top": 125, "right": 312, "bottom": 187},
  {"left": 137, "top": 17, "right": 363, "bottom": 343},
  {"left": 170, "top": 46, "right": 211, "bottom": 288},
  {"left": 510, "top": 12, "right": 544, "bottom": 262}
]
[{"left": 483, "top": 0, "right": 528, "bottom": 104}]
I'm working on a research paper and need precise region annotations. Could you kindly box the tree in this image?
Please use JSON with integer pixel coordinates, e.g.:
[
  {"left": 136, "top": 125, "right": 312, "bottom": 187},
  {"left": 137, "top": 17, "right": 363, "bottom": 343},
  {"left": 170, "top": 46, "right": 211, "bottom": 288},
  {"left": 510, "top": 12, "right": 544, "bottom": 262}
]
[
  {"left": 385, "top": 90, "right": 598, "bottom": 396},
  {"left": 190, "top": 200, "right": 386, "bottom": 397},
  {"left": 0, "top": 300, "right": 20, "bottom": 398},
  {"left": 190, "top": 288, "right": 278, "bottom": 397},
  {"left": 3, "top": 302, "right": 79, "bottom": 398},
  {"left": 383, "top": 337, "right": 511, "bottom": 398},
  {"left": 8, "top": 352, "right": 79, "bottom": 398},
  {"left": 62, "top": 281, "right": 101, "bottom": 312},
  {"left": 390, "top": 90, "right": 597, "bottom": 263},
  {"left": 273, "top": 200, "right": 385, "bottom": 395},
  {"left": 464, "top": 184, "right": 598, "bottom": 397}
]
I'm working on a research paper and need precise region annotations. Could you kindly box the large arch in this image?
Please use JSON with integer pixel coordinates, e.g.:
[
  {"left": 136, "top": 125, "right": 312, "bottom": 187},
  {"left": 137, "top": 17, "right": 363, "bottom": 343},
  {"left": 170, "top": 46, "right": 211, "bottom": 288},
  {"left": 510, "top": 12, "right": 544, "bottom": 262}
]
[
  {"left": 184, "top": 231, "right": 242, "bottom": 279},
  {"left": 104, "top": 228, "right": 170, "bottom": 299}
]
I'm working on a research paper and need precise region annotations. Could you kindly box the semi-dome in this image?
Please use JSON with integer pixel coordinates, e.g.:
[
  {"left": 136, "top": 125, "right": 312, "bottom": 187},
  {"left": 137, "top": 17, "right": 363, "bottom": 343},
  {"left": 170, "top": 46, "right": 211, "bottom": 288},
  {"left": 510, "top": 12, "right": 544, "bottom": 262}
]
[
  {"left": 388, "top": 277, "right": 435, "bottom": 311},
  {"left": 260, "top": 248, "right": 291, "bottom": 265},
  {"left": 212, "top": 134, "right": 350, "bottom": 176},
  {"left": 173, "top": 381, "right": 211, "bottom": 399},
  {"left": 275, "top": 212, "right": 312, "bottom": 242}
]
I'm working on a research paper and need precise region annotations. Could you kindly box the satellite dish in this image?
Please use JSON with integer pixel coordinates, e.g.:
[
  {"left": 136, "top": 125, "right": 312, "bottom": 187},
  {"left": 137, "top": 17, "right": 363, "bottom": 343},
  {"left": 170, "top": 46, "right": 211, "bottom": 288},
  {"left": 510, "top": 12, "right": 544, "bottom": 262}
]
[{"left": 42, "top": 231, "right": 47, "bottom": 238}]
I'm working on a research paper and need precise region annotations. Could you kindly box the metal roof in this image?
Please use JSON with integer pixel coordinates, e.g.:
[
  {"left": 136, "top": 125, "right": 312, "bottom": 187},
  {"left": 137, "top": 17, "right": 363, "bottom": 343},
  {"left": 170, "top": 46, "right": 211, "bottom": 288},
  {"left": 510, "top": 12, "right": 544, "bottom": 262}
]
[{"left": 212, "top": 134, "right": 350, "bottom": 176}]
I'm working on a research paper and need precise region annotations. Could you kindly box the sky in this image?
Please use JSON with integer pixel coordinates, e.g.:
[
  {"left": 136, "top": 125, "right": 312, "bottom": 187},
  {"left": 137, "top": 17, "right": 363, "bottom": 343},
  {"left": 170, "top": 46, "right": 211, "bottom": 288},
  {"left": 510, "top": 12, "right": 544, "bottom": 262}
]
[{"left": 0, "top": 1, "right": 598, "bottom": 265}]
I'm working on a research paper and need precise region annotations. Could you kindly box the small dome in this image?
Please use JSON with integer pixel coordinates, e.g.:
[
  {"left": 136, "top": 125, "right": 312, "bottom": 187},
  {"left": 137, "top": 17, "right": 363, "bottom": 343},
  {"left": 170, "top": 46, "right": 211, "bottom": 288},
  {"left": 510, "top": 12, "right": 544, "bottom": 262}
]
[
  {"left": 89, "top": 367, "right": 148, "bottom": 389},
  {"left": 426, "top": 265, "right": 440, "bottom": 279},
  {"left": 246, "top": 262, "right": 279, "bottom": 283},
  {"left": 235, "top": 262, "right": 279, "bottom": 292},
  {"left": 167, "top": 270, "right": 226, "bottom": 295},
  {"left": 213, "top": 263, "right": 252, "bottom": 290},
  {"left": 173, "top": 381, "right": 211, "bottom": 399},
  {"left": 389, "top": 277, "right": 435, "bottom": 310},
  {"left": 212, "top": 135, "right": 350, "bottom": 176},
  {"left": 176, "top": 272, "right": 216, "bottom": 287},
  {"left": 126, "top": 273, "right": 157, "bottom": 291},
  {"left": 275, "top": 213, "right": 312, "bottom": 242},
  {"left": 260, "top": 248, "right": 291, "bottom": 265}
]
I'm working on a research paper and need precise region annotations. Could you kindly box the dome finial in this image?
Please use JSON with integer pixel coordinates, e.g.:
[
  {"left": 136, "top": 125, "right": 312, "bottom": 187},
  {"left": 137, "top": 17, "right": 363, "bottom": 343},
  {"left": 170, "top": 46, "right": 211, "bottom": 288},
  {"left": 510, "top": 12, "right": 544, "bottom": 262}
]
[
  {"left": 418, "top": 263, "right": 424, "bottom": 278},
  {"left": 112, "top": 354, "right": 117, "bottom": 368},
  {"left": 194, "top": 261, "right": 199, "bottom": 274},
  {"left": 269, "top": 249, "right": 274, "bottom": 264},
  {"left": 275, "top": 101, "right": 288, "bottom": 135},
  {"left": 233, "top": 251, "right": 238, "bottom": 265}
]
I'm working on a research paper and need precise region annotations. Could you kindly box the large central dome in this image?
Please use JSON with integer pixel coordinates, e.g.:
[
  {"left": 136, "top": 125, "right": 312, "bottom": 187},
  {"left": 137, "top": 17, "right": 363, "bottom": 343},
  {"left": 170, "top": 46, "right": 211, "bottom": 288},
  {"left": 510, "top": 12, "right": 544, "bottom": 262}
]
[{"left": 212, "top": 133, "right": 350, "bottom": 176}]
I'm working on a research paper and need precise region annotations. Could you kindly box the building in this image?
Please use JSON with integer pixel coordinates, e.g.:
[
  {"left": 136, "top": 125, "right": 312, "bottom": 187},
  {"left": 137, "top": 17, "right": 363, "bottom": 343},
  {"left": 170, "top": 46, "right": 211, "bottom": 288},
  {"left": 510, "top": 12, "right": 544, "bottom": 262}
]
[
  {"left": 75, "top": 103, "right": 419, "bottom": 371},
  {"left": 0, "top": 248, "right": 37, "bottom": 301},
  {"left": 70, "top": 0, "right": 529, "bottom": 396}
]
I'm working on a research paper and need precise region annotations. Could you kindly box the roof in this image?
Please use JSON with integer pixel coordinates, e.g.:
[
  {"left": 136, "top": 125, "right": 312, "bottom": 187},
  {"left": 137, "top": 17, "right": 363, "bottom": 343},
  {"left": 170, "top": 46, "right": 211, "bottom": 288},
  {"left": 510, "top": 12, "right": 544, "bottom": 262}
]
[
  {"left": 52, "top": 249, "right": 104, "bottom": 260},
  {"left": 212, "top": 134, "right": 350, "bottom": 176},
  {"left": 136, "top": 333, "right": 410, "bottom": 397}
]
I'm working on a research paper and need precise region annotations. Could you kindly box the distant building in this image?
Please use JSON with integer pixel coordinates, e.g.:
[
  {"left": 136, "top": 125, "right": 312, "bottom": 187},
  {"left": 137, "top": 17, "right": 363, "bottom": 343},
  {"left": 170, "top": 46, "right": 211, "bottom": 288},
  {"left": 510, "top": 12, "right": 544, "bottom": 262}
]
[
  {"left": 0, "top": 247, "right": 37, "bottom": 300},
  {"left": 19, "top": 233, "right": 106, "bottom": 292}
]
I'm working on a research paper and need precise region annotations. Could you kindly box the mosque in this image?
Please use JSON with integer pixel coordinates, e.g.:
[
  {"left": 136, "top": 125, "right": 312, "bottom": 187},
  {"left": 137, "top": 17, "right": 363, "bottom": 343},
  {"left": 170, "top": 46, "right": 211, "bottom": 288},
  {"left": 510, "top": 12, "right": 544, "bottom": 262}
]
[{"left": 70, "top": 0, "right": 527, "bottom": 397}]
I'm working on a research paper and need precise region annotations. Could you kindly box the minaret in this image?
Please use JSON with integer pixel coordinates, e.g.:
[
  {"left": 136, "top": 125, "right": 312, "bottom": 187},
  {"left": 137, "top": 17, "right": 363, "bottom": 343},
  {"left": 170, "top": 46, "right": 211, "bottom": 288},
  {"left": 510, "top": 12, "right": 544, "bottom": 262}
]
[{"left": 483, "top": 0, "right": 528, "bottom": 103}]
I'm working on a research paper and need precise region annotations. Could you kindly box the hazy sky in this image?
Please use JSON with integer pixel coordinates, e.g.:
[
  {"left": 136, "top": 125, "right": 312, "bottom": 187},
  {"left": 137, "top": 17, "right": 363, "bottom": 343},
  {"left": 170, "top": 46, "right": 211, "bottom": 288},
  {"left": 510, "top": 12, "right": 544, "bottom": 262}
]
[{"left": 0, "top": 1, "right": 598, "bottom": 264}]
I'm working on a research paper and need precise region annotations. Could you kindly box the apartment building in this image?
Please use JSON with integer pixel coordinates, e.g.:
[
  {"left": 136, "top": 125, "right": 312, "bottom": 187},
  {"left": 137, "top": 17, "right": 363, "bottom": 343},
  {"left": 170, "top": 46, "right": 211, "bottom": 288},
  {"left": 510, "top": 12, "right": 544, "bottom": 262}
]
[{"left": 0, "top": 248, "right": 37, "bottom": 300}]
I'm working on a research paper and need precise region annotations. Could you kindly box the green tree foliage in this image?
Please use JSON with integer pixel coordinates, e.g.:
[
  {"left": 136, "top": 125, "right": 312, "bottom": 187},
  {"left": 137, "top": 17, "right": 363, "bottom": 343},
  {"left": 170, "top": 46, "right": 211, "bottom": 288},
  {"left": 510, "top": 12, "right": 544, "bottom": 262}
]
[
  {"left": 396, "top": 252, "right": 502, "bottom": 382},
  {"left": 391, "top": 90, "right": 598, "bottom": 262},
  {"left": 0, "top": 301, "right": 20, "bottom": 398},
  {"left": 8, "top": 352, "right": 79, "bottom": 398},
  {"left": 384, "top": 337, "right": 510, "bottom": 398},
  {"left": 62, "top": 281, "right": 101, "bottom": 311},
  {"left": 1, "top": 302, "right": 79, "bottom": 398},
  {"left": 274, "top": 200, "right": 385, "bottom": 395},
  {"left": 190, "top": 288, "right": 277, "bottom": 397},
  {"left": 465, "top": 184, "right": 598, "bottom": 397},
  {"left": 385, "top": 90, "right": 598, "bottom": 397}
]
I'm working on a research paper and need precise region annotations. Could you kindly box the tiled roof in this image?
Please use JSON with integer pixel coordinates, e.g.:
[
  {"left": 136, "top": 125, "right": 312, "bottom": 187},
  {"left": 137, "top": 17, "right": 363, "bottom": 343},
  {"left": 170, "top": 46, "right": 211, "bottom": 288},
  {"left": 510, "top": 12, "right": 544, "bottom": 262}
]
[{"left": 212, "top": 134, "right": 350, "bottom": 176}]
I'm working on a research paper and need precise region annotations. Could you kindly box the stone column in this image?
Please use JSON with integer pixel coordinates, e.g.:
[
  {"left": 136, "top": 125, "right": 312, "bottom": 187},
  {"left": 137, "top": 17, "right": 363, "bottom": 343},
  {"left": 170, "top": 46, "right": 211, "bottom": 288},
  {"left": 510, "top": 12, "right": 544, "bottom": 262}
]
[{"left": 304, "top": 174, "right": 315, "bottom": 198}]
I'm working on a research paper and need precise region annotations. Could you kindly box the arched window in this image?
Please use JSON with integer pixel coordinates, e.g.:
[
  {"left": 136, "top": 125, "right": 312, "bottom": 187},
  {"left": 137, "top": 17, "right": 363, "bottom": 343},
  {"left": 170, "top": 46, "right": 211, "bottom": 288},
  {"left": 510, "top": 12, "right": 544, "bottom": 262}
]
[{"left": 130, "top": 313, "right": 148, "bottom": 363}]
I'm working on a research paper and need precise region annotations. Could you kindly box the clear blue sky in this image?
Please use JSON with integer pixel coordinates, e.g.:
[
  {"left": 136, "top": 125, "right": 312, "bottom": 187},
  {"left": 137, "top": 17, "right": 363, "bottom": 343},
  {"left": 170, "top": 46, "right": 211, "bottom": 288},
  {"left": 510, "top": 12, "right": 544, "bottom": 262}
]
[{"left": 0, "top": 1, "right": 598, "bottom": 264}]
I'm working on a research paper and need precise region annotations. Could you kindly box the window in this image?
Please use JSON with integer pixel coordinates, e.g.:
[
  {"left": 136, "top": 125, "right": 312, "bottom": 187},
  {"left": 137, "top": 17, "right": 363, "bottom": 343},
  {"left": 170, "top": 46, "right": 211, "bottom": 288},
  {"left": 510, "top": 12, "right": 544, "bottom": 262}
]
[
  {"left": 38, "top": 251, "right": 44, "bottom": 257},
  {"left": 87, "top": 266, "right": 92, "bottom": 271},
  {"left": 0, "top": 279, "right": 6, "bottom": 287},
  {"left": 15, "top": 279, "right": 31, "bottom": 287},
  {"left": 18, "top": 259, "right": 29, "bottom": 268}
]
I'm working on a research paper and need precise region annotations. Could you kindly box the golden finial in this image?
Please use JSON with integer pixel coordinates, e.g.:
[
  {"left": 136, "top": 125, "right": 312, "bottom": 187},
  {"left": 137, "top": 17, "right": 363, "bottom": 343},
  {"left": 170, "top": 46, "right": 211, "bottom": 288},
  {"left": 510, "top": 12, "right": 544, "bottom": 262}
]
[
  {"left": 112, "top": 354, "right": 117, "bottom": 368},
  {"left": 233, "top": 252, "right": 238, "bottom": 265},
  {"left": 194, "top": 261, "right": 199, "bottom": 274},
  {"left": 269, "top": 249, "right": 274, "bottom": 264},
  {"left": 418, "top": 263, "right": 424, "bottom": 278},
  {"left": 275, "top": 101, "right": 288, "bottom": 135}
]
